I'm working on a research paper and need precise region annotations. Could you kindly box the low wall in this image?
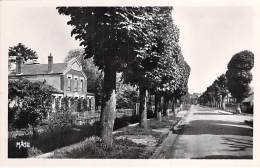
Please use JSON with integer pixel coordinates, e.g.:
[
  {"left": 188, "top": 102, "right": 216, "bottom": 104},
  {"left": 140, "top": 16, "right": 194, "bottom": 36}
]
[{"left": 73, "top": 109, "right": 135, "bottom": 125}]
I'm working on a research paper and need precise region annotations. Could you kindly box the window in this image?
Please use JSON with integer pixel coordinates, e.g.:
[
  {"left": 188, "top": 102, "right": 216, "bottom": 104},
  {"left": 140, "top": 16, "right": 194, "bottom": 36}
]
[
  {"left": 79, "top": 78, "right": 84, "bottom": 91},
  {"left": 67, "top": 76, "right": 72, "bottom": 90},
  {"left": 81, "top": 79, "right": 84, "bottom": 91},
  {"left": 67, "top": 74, "right": 72, "bottom": 91},
  {"left": 74, "top": 76, "right": 78, "bottom": 91},
  {"left": 88, "top": 98, "right": 91, "bottom": 110}
]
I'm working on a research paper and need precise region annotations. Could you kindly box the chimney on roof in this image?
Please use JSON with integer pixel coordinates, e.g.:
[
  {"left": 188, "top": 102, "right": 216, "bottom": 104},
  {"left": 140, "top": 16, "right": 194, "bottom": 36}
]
[
  {"left": 48, "top": 53, "right": 53, "bottom": 73},
  {"left": 16, "top": 56, "right": 22, "bottom": 74}
]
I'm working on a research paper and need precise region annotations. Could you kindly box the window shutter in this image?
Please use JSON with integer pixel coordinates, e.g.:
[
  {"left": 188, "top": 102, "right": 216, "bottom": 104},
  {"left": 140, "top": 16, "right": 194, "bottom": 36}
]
[
  {"left": 71, "top": 78, "right": 74, "bottom": 91},
  {"left": 78, "top": 80, "right": 81, "bottom": 91}
]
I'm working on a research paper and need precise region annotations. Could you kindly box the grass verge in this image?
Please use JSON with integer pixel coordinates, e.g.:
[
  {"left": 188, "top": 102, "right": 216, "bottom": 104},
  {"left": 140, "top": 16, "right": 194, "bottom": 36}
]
[{"left": 50, "top": 116, "right": 176, "bottom": 159}]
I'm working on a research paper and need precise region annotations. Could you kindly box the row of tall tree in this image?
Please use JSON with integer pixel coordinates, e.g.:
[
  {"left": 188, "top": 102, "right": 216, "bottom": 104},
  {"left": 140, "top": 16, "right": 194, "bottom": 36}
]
[
  {"left": 198, "top": 50, "right": 254, "bottom": 113},
  {"left": 57, "top": 7, "right": 190, "bottom": 147},
  {"left": 198, "top": 74, "right": 228, "bottom": 109}
]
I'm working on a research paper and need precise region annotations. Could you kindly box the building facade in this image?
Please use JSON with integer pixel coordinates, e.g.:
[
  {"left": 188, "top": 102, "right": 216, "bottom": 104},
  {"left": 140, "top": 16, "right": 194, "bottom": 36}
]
[{"left": 9, "top": 54, "right": 95, "bottom": 112}]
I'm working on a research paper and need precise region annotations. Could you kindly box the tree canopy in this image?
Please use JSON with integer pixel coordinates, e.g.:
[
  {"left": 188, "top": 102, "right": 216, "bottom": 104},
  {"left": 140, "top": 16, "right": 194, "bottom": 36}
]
[
  {"left": 8, "top": 43, "right": 38, "bottom": 64},
  {"left": 57, "top": 7, "right": 190, "bottom": 146},
  {"left": 199, "top": 50, "right": 254, "bottom": 113},
  {"left": 8, "top": 79, "right": 54, "bottom": 129},
  {"left": 226, "top": 50, "right": 254, "bottom": 103},
  {"left": 57, "top": 7, "right": 162, "bottom": 146},
  {"left": 198, "top": 74, "right": 227, "bottom": 108}
]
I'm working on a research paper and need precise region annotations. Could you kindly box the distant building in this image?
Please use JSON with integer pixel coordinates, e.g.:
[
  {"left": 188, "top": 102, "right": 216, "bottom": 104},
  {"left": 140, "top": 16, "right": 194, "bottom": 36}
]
[
  {"left": 242, "top": 94, "right": 254, "bottom": 106},
  {"left": 224, "top": 93, "right": 236, "bottom": 104},
  {"left": 190, "top": 93, "right": 201, "bottom": 104},
  {"left": 223, "top": 88, "right": 254, "bottom": 113},
  {"left": 8, "top": 53, "right": 95, "bottom": 112},
  {"left": 241, "top": 88, "right": 254, "bottom": 113}
]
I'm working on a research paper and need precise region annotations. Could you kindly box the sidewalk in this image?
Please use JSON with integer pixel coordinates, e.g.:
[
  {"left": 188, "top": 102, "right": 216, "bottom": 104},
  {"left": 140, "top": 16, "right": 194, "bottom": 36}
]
[
  {"left": 151, "top": 109, "right": 190, "bottom": 159},
  {"left": 199, "top": 105, "right": 253, "bottom": 125}
]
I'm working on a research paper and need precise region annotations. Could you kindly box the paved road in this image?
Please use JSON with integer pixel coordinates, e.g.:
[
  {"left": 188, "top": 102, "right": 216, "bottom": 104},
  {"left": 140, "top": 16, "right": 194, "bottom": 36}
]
[{"left": 166, "top": 105, "right": 253, "bottom": 159}]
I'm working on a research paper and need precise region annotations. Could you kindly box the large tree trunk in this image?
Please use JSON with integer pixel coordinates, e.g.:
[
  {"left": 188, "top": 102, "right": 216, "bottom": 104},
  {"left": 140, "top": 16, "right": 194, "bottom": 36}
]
[
  {"left": 236, "top": 102, "right": 242, "bottom": 114},
  {"left": 221, "top": 96, "right": 226, "bottom": 110},
  {"left": 163, "top": 96, "right": 169, "bottom": 117},
  {"left": 147, "top": 93, "right": 153, "bottom": 118},
  {"left": 139, "top": 86, "right": 148, "bottom": 129},
  {"left": 100, "top": 65, "right": 116, "bottom": 148},
  {"left": 159, "top": 96, "right": 164, "bottom": 120},
  {"left": 154, "top": 94, "right": 159, "bottom": 118},
  {"left": 155, "top": 94, "right": 162, "bottom": 121},
  {"left": 171, "top": 97, "right": 176, "bottom": 120}
]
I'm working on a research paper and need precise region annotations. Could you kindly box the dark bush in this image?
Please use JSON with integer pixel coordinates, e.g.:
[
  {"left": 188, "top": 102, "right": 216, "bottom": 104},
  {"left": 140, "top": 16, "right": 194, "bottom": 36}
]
[
  {"left": 116, "top": 85, "right": 138, "bottom": 109},
  {"left": 9, "top": 110, "right": 145, "bottom": 158},
  {"left": 241, "top": 103, "right": 253, "bottom": 114},
  {"left": 8, "top": 120, "right": 101, "bottom": 158},
  {"left": 8, "top": 79, "right": 53, "bottom": 130},
  {"left": 113, "top": 115, "right": 139, "bottom": 130},
  {"left": 147, "top": 109, "right": 155, "bottom": 119}
]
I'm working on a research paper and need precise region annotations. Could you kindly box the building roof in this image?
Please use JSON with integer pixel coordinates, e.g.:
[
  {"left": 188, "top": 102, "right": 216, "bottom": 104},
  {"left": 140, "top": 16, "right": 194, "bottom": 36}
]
[{"left": 10, "top": 63, "right": 67, "bottom": 75}]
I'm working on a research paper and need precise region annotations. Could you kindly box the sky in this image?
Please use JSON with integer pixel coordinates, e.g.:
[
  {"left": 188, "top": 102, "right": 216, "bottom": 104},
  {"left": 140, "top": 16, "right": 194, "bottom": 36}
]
[
  {"left": 1, "top": 4, "right": 258, "bottom": 94},
  {"left": 173, "top": 6, "right": 257, "bottom": 93},
  {"left": 1, "top": 6, "right": 81, "bottom": 64}
]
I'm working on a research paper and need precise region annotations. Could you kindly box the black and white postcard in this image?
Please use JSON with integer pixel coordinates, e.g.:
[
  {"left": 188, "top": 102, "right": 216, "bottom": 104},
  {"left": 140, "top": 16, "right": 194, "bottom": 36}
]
[{"left": 0, "top": 0, "right": 259, "bottom": 167}]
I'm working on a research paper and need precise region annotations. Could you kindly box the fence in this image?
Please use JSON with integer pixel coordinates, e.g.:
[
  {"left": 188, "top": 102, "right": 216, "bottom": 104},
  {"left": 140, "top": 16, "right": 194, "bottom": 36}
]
[
  {"left": 73, "top": 109, "right": 135, "bottom": 125},
  {"left": 66, "top": 105, "right": 186, "bottom": 126},
  {"left": 225, "top": 103, "right": 237, "bottom": 113},
  {"left": 116, "top": 109, "right": 135, "bottom": 118},
  {"left": 53, "top": 96, "right": 95, "bottom": 114}
]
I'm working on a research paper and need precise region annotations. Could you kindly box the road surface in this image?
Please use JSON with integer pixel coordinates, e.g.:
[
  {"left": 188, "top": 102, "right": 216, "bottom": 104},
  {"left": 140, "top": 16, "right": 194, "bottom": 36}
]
[{"left": 166, "top": 105, "right": 253, "bottom": 159}]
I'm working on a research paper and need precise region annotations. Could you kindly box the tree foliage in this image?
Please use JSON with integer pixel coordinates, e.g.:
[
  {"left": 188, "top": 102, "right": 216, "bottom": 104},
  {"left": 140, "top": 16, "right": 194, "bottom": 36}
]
[
  {"left": 199, "top": 50, "right": 254, "bottom": 112},
  {"left": 8, "top": 79, "right": 54, "bottom": 129},
  {"left": 174, "top": 59, "right": 191, "bottom": 99},
  {"left": 198, "top": 74, "right": 228, "bottom": 108},
  {"left": 8, "top": 43, "right": 38, "bottom": 64},
  {"left": 226, "top": 50, "right": 254, "bottom": 103},
  {"left": 227, "top": 50, "right": 254, "bottom": 71},
  {"left": 57, "top": 7, "right": 146, "bottom": 70},
  {"left": 57, "top": 7, "right": 157, "bottom": 146},
  {"left": 120, "top": 7, "right": 190, "bottom": 123},
  {"left": 57, "top": 7, "right": 190, "bottom": 146},
  {"left": 122, "top": 7, "right": 179, "bottom": 88},
  {"left": 116, "top": 73, "right": 138, "bottom": 109},
  {"left": 216, "top": 74, "right": 229, "bottom": 99}
]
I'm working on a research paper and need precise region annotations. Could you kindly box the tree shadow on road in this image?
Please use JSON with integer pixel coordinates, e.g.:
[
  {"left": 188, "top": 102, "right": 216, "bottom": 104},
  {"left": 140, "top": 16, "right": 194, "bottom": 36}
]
[
  {"left": 177, "top": 120, "right": 253, "bottom": 137},
  {"left": 176, "top": 120, "right": 253, "bottom": 159},
  {"left": 221, "top": 137, "right": 253, "bottom": 152}
]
